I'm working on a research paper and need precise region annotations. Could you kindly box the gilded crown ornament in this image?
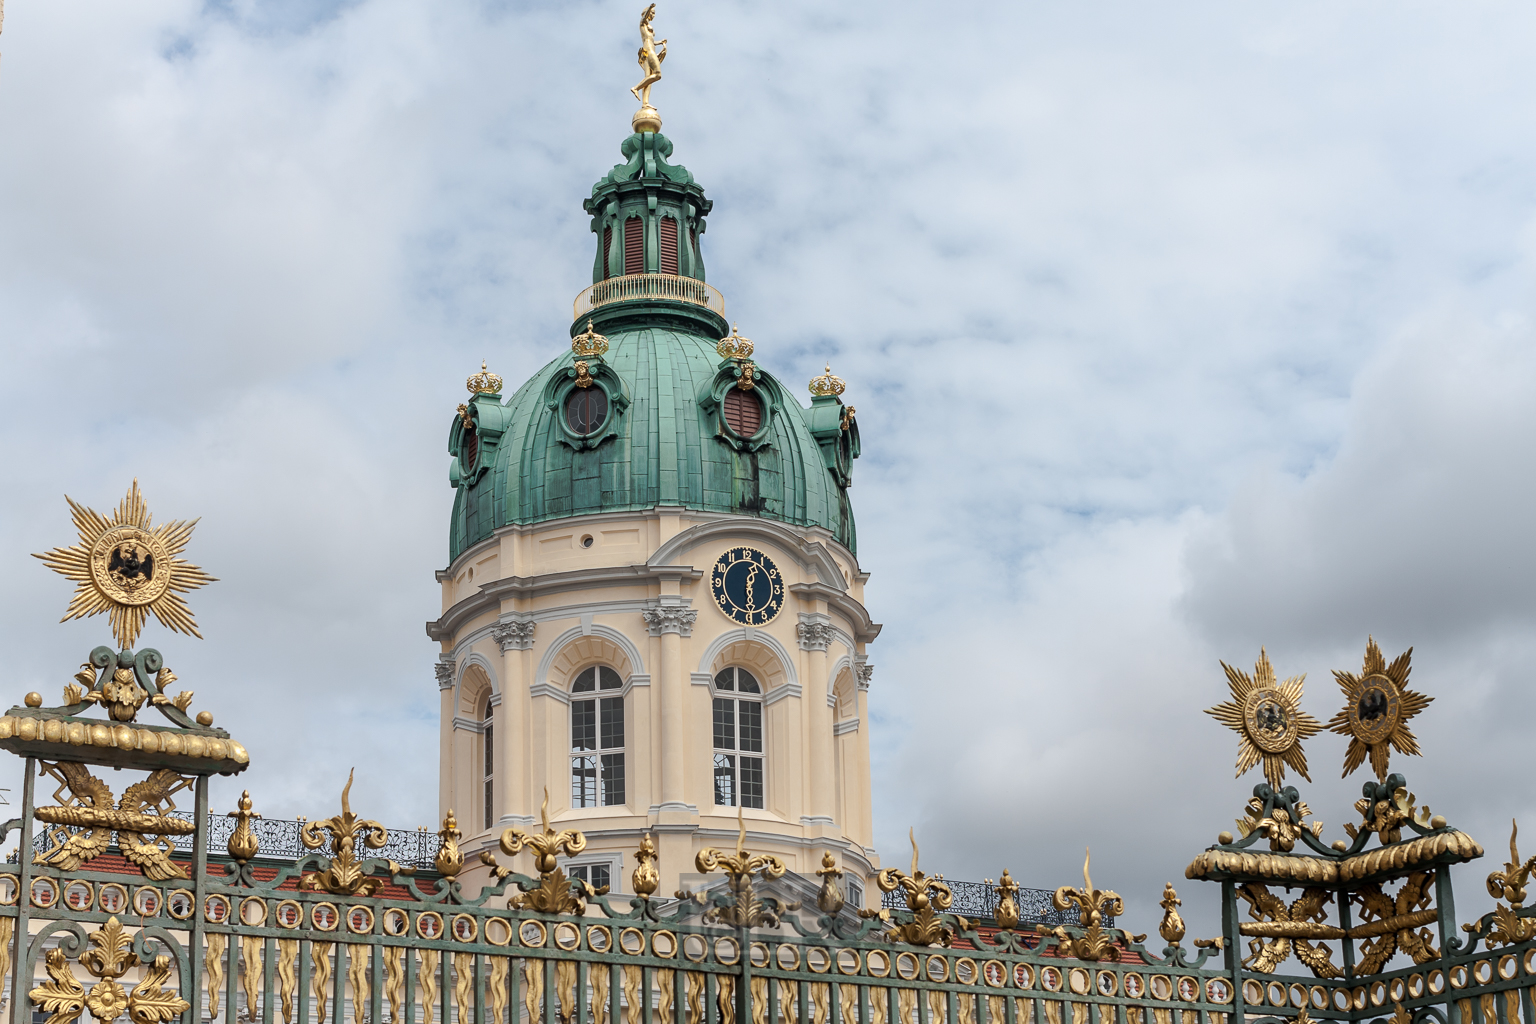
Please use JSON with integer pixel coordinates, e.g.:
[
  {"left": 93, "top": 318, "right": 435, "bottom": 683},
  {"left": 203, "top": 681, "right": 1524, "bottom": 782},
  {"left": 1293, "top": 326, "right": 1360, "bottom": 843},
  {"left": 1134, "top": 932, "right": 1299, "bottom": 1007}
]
[
  {"left": 1328, "top": 637, "right": 1431, "bottom": 781},
  {"left": 808, "top": 363, "right": 847, "bottom": 397},
  {"left": 1205, "top": 648, "right": 1322, "bottom": 789},
  {"left": 466, "top": 361, "right": 503, "bottom": 395},
  {"left": 630, "top": 4, "right": 666, "bottom": 133},
  {"left": 717, "top": 324, "right": 755, "bottom": 360},
  {"left": 34, "top": 481, "right": 217, "bottom": 652},
  {"left": 571, "top": 321, "right": 610, "bottom": 359}
]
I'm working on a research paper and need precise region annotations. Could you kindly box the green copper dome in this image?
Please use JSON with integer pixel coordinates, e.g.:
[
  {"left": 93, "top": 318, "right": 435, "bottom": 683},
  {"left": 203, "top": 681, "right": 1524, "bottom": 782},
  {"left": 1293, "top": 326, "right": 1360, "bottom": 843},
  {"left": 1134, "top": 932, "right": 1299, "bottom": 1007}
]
[{"left": 445, "top": 132, "right": 860, "bottom": 563}]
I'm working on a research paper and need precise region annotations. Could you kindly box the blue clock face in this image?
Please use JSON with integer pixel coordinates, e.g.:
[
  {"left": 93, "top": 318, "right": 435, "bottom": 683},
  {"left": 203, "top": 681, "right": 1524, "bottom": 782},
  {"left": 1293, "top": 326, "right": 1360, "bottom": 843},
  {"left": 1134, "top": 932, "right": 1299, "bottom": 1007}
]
[{"left": 710, "top": 547, "right": 785, "bottom": 626}]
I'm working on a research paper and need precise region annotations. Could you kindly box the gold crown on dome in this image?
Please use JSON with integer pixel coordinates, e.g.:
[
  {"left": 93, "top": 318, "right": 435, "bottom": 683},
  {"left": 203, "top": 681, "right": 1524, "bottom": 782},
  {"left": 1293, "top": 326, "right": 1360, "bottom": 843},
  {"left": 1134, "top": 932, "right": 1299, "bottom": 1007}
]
[
  {"left": 808, "top": 363, "right": 847, "bottom": 397},
  {"left": 466, "top": 361, "right": 503, "bottom": 395},
  {"left": 571, "top": 321, "right": 610, "bottom": 359},
  {"left": 717, "top": 323, "right": 755, "bottom": 360}
]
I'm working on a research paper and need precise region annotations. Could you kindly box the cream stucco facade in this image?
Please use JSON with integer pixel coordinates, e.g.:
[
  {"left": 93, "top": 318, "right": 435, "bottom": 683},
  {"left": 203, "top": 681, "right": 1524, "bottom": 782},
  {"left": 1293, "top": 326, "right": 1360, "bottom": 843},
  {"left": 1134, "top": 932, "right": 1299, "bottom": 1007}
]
[{"left": 429, "top": 506, "right": 880, "bottom": 905}]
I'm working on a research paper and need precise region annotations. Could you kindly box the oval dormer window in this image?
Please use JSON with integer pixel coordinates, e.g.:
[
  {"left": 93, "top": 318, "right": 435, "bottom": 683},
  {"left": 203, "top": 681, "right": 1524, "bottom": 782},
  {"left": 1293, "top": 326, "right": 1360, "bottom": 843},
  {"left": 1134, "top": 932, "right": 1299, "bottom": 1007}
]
[
  {"left": 723, "top": 389, "right": 762, "bottom": 437},
  {"left": 566, "top": 388, "right": 609, "bottom": 436},
  {"left": 462, "top": 425, "right": 479, "bottom": 469}
]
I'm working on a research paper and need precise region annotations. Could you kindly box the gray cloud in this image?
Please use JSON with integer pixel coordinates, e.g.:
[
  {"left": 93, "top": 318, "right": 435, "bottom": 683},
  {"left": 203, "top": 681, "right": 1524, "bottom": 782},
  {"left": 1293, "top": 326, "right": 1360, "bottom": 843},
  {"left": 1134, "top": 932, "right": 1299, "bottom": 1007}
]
[{"left": 2, "top": 0, "right": 1535, "bottom": 943}]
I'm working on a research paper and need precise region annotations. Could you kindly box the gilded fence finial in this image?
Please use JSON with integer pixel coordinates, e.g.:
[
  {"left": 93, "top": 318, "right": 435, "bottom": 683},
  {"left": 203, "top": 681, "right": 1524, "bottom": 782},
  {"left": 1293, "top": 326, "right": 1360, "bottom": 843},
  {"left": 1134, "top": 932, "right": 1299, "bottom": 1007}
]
[
  {"left": 875, "top": 828, "right": 955, "bottom": 946},
  {"left": 632, "top": 833, "right": 660, "bottom": 899},
  {"left": 298, "top": 770, "right": 389, "bottom": 897},
  {"left": 989, "top": 869, "right": 1020, "bottom": 930},
  {"left": 815, "top": 851, "right": 845, "bottom": 915},
  {"left": 434, "top": 809, "right": 465, "bottom": 880},
  {"left": 695, "top": 806, "right": 792, "bottom": 927},
  {"left": 1037, "top": 849, "right": 1128, "bottom": 961},
  {"left": 226, "top": 790, "right": 261, "bottom": 864},
  {"left": 1158, "top": 883, "right": 1186, "bottom": 946},
  {"left": 496, "top": 788, "right": 598, "bottom": 914}
]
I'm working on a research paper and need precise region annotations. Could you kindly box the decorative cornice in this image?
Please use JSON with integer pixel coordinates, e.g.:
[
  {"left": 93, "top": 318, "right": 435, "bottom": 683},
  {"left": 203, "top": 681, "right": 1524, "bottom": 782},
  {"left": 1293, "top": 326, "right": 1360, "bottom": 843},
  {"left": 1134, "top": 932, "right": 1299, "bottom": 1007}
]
[
  {"left": 435, "top": 660, "right": 456, "bottom": 690},
  {"left": 492, "top": 618, "right": 536, "bottom": 652},
  {"left": 833, "top": 717, "right": 860, "bottom": 736},
  {"left": 763, "top": 682, "right": 802, "bottom": 706},
  {"left": 796, "top": 620, "right": 835, "bottom": 652},
  {"left": 528, "top": 682, "right": 571, "bottom": 705},
  {"left": 642, "top": 604, "right": 698, "bottom": 637},
  {"left": 787, "top": 582, "right": 881, "bottom": 644}
]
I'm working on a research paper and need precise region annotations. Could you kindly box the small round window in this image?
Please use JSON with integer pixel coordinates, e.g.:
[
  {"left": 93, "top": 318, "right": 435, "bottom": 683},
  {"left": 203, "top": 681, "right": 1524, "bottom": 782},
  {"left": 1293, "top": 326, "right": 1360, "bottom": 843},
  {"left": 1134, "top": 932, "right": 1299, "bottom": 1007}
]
[
  {"left": 566, "top": 389, "right": 609, "bottom": 436},
  {"left": 723, "top": 389, "right": 762, "bottom": 436},
  {"left": 461, "top": 425, "right": 479, "bottom": 468}
]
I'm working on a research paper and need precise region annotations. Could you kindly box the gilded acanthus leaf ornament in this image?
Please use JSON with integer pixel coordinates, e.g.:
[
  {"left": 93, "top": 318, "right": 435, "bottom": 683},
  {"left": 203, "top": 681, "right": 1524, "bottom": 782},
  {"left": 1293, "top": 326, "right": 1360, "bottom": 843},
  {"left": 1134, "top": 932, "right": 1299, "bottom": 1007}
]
[
  {"left": 28, "top": 918, "right": 188, "bottom": 1024},
  {"left": 1158, "top": 883, "right": 1186, "bottom": 946},
  {"left": 1038, "top": 849, "right": 1130, "bottom": 962},
  {"left": 695, "top": 806, "right": 793, "bottom": 928},
  {"left": 1205, "top": 648, "right": 1321, "bottom": 789},
  {"left": 33, "top": 481, "right": 217, "bottom": 652},
  {"left": 989, "top": 870, "right": 1021, "bottom": 930},
  {"left": 226, "top": 790, "right": 261, "bottom": 864},
  {"left": 495, "top": 788, "right": 599, "bottom": 914},
  {"left": 1328, "top": 637, "right": 1431, "bottom": 781},
  {"left": 815, "top": 851, "right": 845, "bottom": 915},
  {"left": 631, "top": 833, "right": 660, "bottom": 899},
  {"left": 876, "top": 829, "right": 955, "bottom": 947},
  {"left": 434, "top": 809, "right": 465, "bottom": 880},
  {"left": 299, "top": 770, "right": 389, "bottom": 897}
]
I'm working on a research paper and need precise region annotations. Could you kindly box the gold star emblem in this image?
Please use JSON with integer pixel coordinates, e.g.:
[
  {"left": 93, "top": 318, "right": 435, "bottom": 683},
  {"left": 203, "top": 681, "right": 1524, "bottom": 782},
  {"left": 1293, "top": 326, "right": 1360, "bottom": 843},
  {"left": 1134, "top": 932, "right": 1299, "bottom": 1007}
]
[
  {"left": 1327, "top": 637, "right": 1431, "bottom": 781},
  {"left": 1205, "top": 649, "right": 1322, "bottom": 789},
  {"left": 33, "top": 481, "right": 217, "bottom": 651}
]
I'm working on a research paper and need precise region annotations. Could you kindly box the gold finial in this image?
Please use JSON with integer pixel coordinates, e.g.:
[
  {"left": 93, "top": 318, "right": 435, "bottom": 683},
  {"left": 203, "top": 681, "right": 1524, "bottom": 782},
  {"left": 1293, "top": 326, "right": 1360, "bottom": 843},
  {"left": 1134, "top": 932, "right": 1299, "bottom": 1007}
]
[
  {"left": 298, "top": 769, "right": 389, "bottom": 897},
  {"left": 33, "top": 481, "right": 217, "bottom": 652},
  {"left": 1205, "top": 648, "right": 1322, "bottom": 789},
  {"left": 466, "top": 361, "right": 503, "bottom": 395},
  {"left": 991, "top": 869, "right": 1021, "bottom": 930},
  {"left": 1158, "top": 882, "right": 1186, "bottom": 946},
  {"left": 632, "top": 833, "right": 660, "bottom": 899},
  {"left": 808, "top": 363, "right": 847, "bottom": 397},
  {"left": 717, "top": 323, "right": 755, "bottom": 360},
  {"left": 815, "top": 851, "right": 845, "bottom": 915},
  {"left": 630, "top": 4, "right": 667, "bottom": 133},
  {"left": 572, "top": 321, "right": 611, "bottom": 359},
  {"left": 226, "top": 790, "right": 261, "bottom": 864},
  {"left": 434, "top": 809, "right": 465, "bottom": 880},
  {"left": 1327, "top": 636, "right": 1431, "bottom": 781}
]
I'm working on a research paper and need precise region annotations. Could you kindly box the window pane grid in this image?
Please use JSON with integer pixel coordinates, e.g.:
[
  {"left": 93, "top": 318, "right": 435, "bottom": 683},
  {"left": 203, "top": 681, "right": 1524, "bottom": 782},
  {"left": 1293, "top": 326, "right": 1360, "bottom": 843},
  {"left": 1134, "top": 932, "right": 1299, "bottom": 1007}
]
[
  {"left": 713, "top": 753, "right": 736, "bottom": 807},
  {"left": 571, "top": 756, "right": 597, "bottom": 808},
  {"left": 738, "top": 701, "right": 762, "bottom": 753},
  {"left": 740, "top": 756, "right": 764, "bottom": 809},
  {"left": 599, "top": 697, "right": 624, "bottom": 749},
  {"left": 713, "top": 698, "right": 735, "bottom": 750},
  {"left": 713, "top": 669, "right": 766, "bottom": 809},
  {"left": 601, "top": 753, "right": 625, "bottom": 806},
  {"left": 571, "top": 700, "right": 596, "bottom": 751}
]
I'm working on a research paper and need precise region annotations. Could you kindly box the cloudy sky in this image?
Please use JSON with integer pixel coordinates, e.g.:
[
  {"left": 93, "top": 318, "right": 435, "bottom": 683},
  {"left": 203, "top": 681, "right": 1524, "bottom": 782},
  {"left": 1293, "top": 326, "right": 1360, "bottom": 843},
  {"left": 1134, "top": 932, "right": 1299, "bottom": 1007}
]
[{"left": 3, "top": 0, "right": 1536, "bottom": 940}]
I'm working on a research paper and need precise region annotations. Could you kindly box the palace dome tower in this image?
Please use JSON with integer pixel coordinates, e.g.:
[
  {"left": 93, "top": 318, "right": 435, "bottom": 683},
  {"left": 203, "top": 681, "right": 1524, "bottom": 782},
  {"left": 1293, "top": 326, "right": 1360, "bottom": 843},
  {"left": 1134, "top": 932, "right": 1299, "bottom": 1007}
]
[{"left": 428, "top": 29, "right": 880, "bottom": 904}]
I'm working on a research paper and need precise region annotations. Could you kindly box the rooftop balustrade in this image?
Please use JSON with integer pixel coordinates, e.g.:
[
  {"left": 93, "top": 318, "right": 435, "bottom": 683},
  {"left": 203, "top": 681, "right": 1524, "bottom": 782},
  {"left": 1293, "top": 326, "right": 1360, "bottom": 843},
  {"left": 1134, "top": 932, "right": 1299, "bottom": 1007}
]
[{"left": 573, "top": 273, "right": 725, "bottom": 321}]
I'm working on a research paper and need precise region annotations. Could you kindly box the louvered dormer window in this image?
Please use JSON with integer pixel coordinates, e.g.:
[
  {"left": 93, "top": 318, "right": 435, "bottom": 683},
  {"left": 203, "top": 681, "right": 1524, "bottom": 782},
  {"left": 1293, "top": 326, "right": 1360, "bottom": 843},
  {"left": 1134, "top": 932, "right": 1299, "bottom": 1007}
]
[
  {"left": 624, "top": 217, "right": 643, "bottom": 275},
  {"left": 723, "top": 389, "right": 762, "bottom": 436},
  {"left": 660, "top": 217, "right": 679, "bottom": 275},
  {"left": 602, "top": 225, "right": 612, "bottom": 278}
]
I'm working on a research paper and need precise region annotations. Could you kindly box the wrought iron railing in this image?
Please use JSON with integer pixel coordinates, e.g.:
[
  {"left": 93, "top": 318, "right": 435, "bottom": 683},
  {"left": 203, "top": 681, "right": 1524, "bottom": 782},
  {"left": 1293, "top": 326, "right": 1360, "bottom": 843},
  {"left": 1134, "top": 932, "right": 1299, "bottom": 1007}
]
[
  {"left": 31, "top": 813, "right": 440, "bottom": 869},
  {"left": 880, "top": 878, "right": 1103, "bottom": 928},
  {"left": 572, "top": 273, "right": 725, "bottom": 320}
]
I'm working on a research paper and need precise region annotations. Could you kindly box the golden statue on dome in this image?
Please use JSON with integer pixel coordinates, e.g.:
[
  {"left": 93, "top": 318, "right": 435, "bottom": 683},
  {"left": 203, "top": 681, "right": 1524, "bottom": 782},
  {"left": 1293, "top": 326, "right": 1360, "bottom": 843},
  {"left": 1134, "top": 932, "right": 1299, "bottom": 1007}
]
[{"left": 631, "top": 4, "right": 667, "bottom": 133}]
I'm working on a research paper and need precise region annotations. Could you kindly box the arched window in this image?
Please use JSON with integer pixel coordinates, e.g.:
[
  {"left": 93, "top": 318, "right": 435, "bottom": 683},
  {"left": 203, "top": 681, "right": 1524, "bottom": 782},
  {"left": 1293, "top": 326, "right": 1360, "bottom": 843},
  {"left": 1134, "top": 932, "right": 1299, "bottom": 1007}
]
[
  {"left": 482, "top": 699, "right": 495, "bottom": 830},
  {"left": 712, "top": 667, "right": 764, "bottom": 808},
  {"left": 723, "top": 389, "right": 762, "bottom": 436},
  {"left": 462, "top": 424, "right": 479, "bottom": 471},
  {"left": 571, "top": 666, "right": 625, "bottom": 807},
  {"left": 602, "top": 225, "right": 613, "bottom": 278}
]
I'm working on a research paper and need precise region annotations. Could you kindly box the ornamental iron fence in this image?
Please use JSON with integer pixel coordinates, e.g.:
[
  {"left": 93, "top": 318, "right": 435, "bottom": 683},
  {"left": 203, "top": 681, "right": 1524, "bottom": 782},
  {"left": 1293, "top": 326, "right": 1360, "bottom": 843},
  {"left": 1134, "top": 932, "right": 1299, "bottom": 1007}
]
[{"left": 879, "top": 880, "right": 1103, "bottom": 929}]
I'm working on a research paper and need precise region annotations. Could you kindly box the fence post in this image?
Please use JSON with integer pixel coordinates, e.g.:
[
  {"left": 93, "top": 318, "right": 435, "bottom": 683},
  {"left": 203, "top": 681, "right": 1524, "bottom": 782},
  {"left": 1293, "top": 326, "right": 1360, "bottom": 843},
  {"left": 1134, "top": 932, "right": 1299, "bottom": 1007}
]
[
  {"left": 192, "top": 777, "right": 209, "bottom": 1024},
  {"left": 11, "top": 759, "right": 34, "bottom": 1024}
]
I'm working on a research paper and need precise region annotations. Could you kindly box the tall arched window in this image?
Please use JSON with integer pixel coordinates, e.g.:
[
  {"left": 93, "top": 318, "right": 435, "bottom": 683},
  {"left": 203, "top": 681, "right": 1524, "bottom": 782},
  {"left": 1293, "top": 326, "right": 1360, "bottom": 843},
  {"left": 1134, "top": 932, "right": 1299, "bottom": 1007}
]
[
  {"left": 712, "top": 667, "right": 764, "bottom": 808},
  {"left": 482, "top": 700, "right": 495, "bottom": 830},
  {"left": 572, "top": 667, "right": 625, "bottom": 807},
  {"left": 659, "top": 217, "right": 679, "bottom": 275}
]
